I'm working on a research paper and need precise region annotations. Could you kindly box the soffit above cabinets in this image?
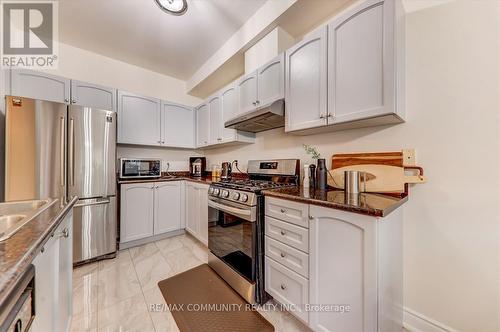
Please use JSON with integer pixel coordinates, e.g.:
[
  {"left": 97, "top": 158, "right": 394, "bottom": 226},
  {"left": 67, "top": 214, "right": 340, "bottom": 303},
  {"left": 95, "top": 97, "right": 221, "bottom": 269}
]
[{"left": 58, "top": 0, "right": 266, "bottom": 80}]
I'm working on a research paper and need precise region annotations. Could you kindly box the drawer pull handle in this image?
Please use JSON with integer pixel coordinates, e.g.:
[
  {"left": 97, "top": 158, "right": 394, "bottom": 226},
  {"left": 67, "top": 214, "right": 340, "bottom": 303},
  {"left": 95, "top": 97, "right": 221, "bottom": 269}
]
[
  {"left": 280, "top": 208, "right": 286, "bottom": 213},
  {"left": 280, "top": 252, "right": 286, "bottom": 258},
  {"left": 280, "top": 230, "right": 286, "bottom": 236},
  {"left": 280, "top": 284, "right": 286, "bottom": 290}
]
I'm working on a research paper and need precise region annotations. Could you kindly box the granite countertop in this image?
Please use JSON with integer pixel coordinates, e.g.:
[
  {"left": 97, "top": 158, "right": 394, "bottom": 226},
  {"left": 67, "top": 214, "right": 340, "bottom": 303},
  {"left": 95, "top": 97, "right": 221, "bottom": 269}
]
[
  {"left": 117, "top": 175, "right": 214, "bottom": 185},
  {"left": 0, "top": 196, "right": 78, "bottom": 307},
  {"left": 262, "top": 186, "right": 408, "bottom": 217}
]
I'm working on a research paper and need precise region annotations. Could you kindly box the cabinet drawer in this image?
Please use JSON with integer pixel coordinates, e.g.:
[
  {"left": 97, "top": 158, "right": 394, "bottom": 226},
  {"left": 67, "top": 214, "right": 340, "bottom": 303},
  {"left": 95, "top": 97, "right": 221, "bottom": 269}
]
[
  {"left": 265, "top": 216, "right": 309, "bottom": 253},
  {"left": 265, "top": 197, "right": 309, "bottom": 228},
  {"left": 265, "top": 257, "right": 309, "bottom": 323},
  {"left": 265, "top": 236, "right": 309, "bottom": 278}
]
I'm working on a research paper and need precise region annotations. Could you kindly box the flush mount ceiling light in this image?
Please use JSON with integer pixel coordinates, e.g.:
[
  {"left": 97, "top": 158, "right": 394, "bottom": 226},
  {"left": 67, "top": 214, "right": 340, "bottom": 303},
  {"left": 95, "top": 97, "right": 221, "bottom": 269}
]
[{"left": 155, "top": 0, "right": 188, "bottom": 15}]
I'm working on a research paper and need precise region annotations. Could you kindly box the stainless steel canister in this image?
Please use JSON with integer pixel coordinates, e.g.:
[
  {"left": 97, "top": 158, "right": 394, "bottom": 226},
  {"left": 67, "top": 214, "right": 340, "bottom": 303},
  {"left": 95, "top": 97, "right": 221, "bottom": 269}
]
[{"left": 344, "top": 170, "right": 367, "bottom": 195}]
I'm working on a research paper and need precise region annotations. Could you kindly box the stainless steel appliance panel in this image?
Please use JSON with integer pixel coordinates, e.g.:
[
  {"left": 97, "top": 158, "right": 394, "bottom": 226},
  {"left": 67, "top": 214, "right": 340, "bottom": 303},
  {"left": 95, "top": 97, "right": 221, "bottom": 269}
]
[
  {"left": 73, "top": 196, "right": 117, "bottom": 263},
  {"left": 4, "top": 96, "right": 67, "bottom": 202},
  {"left": 68, "top": 107, "right": 116, "bottom": 199},
  {"left": 119, "top": 158, "right": 161, "bottom": 178}
]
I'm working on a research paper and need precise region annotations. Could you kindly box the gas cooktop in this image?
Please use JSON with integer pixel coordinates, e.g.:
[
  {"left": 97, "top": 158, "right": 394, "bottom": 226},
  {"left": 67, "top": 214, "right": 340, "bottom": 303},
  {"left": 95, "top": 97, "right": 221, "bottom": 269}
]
[{"left": 212, "top": 179, "right": 294, "bottom": 192}]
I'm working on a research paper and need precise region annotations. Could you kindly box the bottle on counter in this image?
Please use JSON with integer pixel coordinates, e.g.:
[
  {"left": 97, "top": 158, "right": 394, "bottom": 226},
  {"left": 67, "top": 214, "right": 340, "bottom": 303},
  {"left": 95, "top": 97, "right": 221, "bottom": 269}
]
[
  {"left": 303, "top": 164, "right": 310, "bottom": 189},
  {"left": 316, "top": 159, "right": 328, "bottom": 190},
  {"left": 309, "top": 164, "right": 316, "bottom": 189}
]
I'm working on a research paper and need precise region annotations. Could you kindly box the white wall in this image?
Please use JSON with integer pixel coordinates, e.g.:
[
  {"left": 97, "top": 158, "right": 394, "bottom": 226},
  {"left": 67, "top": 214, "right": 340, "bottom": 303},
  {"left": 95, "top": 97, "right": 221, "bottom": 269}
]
[{"left": 204, "top": 1, "right": 500, "bottom": 331}]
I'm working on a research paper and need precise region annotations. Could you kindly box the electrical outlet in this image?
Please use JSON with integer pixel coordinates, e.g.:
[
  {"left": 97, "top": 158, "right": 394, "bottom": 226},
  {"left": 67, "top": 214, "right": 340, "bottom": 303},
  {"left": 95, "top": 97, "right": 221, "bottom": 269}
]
[{"left": 402, "top": 149, "right": 416, "bottom": 166}]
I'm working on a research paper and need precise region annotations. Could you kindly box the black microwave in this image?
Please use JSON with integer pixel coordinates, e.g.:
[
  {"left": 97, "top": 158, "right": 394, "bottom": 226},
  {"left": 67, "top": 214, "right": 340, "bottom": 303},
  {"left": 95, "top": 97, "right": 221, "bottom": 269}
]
[{"left": 119, "top": 158, "right": 161, "bottom": 178}]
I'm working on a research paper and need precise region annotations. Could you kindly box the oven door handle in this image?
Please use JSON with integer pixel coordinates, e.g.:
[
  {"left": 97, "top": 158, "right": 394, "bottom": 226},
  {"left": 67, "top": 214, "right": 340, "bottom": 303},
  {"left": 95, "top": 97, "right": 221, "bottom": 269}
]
[{"left": 208, "top": 200, "right": 252, "bottom": 217}]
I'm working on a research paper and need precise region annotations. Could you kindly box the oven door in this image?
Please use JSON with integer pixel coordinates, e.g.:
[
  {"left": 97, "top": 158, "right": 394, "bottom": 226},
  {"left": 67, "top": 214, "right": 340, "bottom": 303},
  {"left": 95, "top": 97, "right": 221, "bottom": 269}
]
[{"left": 208, "top": 197, "right": 257, "bottom": 282}]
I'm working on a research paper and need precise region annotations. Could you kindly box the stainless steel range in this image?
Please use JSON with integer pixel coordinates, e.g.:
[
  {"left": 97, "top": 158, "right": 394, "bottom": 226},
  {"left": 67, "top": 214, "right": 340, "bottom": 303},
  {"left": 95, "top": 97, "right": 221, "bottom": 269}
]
[{"left": 207, "top": 159, "right": 300, "bottom": 304}]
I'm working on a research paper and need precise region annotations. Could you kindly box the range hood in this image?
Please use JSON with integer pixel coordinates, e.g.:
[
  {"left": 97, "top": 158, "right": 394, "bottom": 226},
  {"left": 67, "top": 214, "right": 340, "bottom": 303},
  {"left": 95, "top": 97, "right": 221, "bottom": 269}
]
[{"left": 225, "top": 99, "right": 284, "bottom": 133}]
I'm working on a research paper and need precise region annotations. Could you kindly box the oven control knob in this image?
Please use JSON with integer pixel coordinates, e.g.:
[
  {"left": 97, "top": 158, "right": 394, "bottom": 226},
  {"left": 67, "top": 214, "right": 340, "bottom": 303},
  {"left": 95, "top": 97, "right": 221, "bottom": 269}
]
[
  {"left": 222, "top": 190, "right": 229, "bottom": 198},
  {"left": 208, "top": 187, "right": 214, "bottom": 194},
  {"left": 232, "top": 192, "right": 240, "bottom": 200},
  {"left": 240, "top": 194, "right": 248, "bottom": 202},
  {"left": 213, "top": 188, "right": 220, "bottom": 195}
]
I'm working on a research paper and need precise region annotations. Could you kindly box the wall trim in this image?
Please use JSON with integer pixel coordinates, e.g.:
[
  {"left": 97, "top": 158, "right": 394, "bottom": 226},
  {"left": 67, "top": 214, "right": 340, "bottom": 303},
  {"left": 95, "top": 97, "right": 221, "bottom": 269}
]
[{"left": 403, "top": 307, "right": 461, "bottom": 332}]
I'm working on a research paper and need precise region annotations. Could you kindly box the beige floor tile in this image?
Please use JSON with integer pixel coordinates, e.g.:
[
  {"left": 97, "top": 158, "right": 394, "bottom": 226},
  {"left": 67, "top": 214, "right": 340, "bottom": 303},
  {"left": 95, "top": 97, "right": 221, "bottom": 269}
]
[
  {"left": 70, "top": 308, "right": 98, "bottom": 332},
  {"left": 132, "top": 250, "right": 174, "bottom": 291},
  {"left": 73, "top": 270, "right": 99, "bottom": 318},
  {"left": 98, "top": 249, "right": 132, "bottom": 273},
  {"left": 97, "top": 258, "right": 142, "bottom": 309},
  {"left": 97, "top": 293, "right": 155, "bottom": 332},
  {"left": 155, "top": 236, "right": 184, "bottom": 255},
  {"left": 162, "top": 246, "right": 203, "bottom": 276},
  {"left": 143, "top": 287, "right": 180, "bottom": 332},
  {"left": 129, "top": 242, "right": 159, "bottom": 262}
]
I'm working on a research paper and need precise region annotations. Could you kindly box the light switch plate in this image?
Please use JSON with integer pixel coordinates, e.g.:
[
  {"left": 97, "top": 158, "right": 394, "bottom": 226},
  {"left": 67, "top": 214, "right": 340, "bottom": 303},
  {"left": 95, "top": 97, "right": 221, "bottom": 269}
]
[{"left": 402, "top": 149, "right": 416, "bottom": 166}]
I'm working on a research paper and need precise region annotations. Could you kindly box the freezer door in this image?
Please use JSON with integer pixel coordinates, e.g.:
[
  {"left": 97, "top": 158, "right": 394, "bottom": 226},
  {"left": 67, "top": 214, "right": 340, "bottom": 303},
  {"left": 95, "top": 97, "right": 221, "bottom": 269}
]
[
  {"left": 73, "top": 196, "right": 117, "bottom": 263},
  {"left": 68, "top": 106, "right": 116, "bottom": 198},
  {"left": 4, "top": 96, "right": 67, "bottom": 201}
]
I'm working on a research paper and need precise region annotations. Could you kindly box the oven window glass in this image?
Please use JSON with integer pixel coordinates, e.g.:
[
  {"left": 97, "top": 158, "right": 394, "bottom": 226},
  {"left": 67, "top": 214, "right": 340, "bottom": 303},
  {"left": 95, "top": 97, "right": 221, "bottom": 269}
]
[{"left": 208, "top": 207, "right": 255, "bottom": 281}]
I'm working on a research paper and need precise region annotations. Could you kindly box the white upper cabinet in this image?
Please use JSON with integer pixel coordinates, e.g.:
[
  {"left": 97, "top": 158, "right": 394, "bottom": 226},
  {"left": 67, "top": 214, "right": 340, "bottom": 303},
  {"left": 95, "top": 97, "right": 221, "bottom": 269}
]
[
  {"left": 70, "top": 80, "right": 116, "bottom": 111},
  {"left": 117, "top": 90, "right": 161, "bottom": 146},
  {"left": 208, "top": 94, "right": 222, "bottom": 145},
  {"left": 10, "top": 69, "right": 71, "bottom": 104},
  {"left": 161, "top": 102, "right": 195, "bottom": 148},
  {"left": 285, "top": 27, "right": 328, "bottom": 132},
  {"left": 256, "top": 53, "right": 285, "bottom": 107},
  {"left": 196, "top": 103, "right": 210, "bottom": 147},
  {"left": 237, "top": 70, "right": 258, "bottom": 115},
  {"left": 220, "top": 85, "right": 238, "bottom": 142},
  {"left": 328, "top": 0, "right": 396, "bottom": 124}
]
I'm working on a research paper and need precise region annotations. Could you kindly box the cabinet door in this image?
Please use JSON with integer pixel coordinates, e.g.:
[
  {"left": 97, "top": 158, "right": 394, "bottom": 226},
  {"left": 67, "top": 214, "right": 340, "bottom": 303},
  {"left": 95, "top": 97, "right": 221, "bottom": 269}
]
[
  {"left": 328, "top": 0, "right": 394, "bottom": 124},
  {"left": 309, "top": 206, "right": 377, "bottom": 332},
  {"left": 162, "top": 102, "right": 195, "bottom": 148},
  {"left": 31, "top": 235, "right": 59, "bottom": 332},
  {"left": 154, "top": 181, "right": 181, "bottom": 234},
  {"left": 257, "top": 53, "right": 285, "bottom": 106},
  {"left": 120, "top": 183, "right": 154, "bottom": 243},
  {"left": 220, "top": 85, "right": 238, "bottom": 142},
  {"left": 57, "top": 211, "right": 73, "bottom": 332},
  {"left": 196, "top": 103, "right": 210, "bottom": 147},
  {"left": 196, "top": 184, "right": 209, "bottom": 245},
  {"left": 237, "top": 71, "right": 258, "bottom": 115},
  {"left": 185, "top": 183, "right": 198, "bottom": 235},
  {"left": 208, "top": 95, "right": 222, "bottom": 145},
  {"left": 10, "top": 68, "right": 70, "bottom": 103},
  {"left": 70, "top": 80, "right": 116, "bottom": 111},
  {"left": 285, "top": 27, "right": 328, "bottom": 132},
  {"left": 117, "top": 90, "right": 161, "bottom": 146}
]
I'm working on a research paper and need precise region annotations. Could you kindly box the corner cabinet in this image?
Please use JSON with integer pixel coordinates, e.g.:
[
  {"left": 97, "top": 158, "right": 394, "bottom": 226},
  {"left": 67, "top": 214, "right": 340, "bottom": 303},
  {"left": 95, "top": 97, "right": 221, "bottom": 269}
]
[
  {"left": 120, "top": 181, "right": 184, "bottom": 246},
  {"left": 285, "top": 27, "right": 328, "bottom": 132},
  {"left": 31, "top": 210, "right": 73, "bottom": 332},
  {"left": 161, "top": 102, "right": 195, "bottom": 148},
  {"left": 286, "top": 0, "right": 404, "bottom": 134},
  {"left": 117, "top": 90, "right": 161, "bottom": 146}
]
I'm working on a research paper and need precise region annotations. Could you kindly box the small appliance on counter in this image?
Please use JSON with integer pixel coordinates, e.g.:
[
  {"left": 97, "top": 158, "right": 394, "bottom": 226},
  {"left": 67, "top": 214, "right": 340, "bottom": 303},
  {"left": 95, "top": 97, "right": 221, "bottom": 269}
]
[
  {"left": 119, "top": 158, "right": 161, "bottom": 179},
  {"left": 220, "top": 162, "right": 232, "bottom": 180},
  {"left": 190, "top": 157, "right": 206, "bottom": 177}
]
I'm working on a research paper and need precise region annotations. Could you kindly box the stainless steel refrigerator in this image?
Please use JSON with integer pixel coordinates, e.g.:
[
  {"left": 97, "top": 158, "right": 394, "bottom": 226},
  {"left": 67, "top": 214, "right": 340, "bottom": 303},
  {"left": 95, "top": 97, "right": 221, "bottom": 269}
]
[{"left": 4, "top": 96, "right": 117, "bottom": 264}]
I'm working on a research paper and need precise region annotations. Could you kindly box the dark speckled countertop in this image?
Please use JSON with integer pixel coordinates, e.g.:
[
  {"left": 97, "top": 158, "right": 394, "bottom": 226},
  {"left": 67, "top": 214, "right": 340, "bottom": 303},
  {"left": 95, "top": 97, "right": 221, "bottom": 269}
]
[
  {"left": 117, "top": 175, "right": 214, "bottom": 185},
  {"left": 0, "top": 196, "right": 78, "bottom": 307},
  {"left": 263, "top": 187, "right": 407, "bottom": 217}
]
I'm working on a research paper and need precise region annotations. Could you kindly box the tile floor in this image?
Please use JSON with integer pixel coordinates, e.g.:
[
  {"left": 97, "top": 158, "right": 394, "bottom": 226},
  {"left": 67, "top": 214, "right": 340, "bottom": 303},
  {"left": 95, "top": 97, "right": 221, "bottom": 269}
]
[{"left": 70, "top": 233, "right": 311, "bottom": 332}]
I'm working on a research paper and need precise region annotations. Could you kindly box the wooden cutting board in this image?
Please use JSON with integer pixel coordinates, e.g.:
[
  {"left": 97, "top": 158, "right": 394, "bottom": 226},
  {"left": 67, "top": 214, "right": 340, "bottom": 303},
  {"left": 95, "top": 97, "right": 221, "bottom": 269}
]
[{"left": 328, "top": 152, "right": 426, "bottom": 194}]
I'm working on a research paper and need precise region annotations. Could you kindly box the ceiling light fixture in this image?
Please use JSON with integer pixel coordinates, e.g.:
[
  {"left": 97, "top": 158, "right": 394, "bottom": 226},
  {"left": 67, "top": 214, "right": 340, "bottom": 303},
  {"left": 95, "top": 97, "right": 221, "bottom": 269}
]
[{"left": 154, "top": 0, "right": 188, "bottom": 15}]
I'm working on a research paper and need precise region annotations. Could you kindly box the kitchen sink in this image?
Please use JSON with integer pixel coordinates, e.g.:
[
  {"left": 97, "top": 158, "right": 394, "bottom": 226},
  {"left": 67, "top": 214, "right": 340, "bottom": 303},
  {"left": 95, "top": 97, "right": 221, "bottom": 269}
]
[{"left": 0, "top": 199, "right": 58, "bottom": 241}]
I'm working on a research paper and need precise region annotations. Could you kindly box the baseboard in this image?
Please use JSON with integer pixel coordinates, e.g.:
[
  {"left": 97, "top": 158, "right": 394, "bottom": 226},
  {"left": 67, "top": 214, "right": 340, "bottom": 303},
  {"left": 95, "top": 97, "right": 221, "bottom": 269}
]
[
  {"left": 119, "top": 229, "right": 185, "bottom": 250},
  {"left": 403, "top": 307, "right": 460, "bottom": 332}
]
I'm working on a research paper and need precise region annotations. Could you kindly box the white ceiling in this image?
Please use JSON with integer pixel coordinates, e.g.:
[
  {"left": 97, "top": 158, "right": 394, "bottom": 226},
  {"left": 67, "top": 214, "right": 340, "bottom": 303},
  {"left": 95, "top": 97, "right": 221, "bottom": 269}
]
[{"left": 59, "top": 0, "right": 267, "bottom": 80}]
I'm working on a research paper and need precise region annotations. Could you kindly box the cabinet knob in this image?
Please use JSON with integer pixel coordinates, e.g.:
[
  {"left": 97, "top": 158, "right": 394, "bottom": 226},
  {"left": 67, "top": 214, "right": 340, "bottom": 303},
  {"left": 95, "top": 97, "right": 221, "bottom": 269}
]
[
  {"left": 319, "top": 114, "right": 325, "bottom": 119},
  {"left": 280, "top": 230, "right": 286, "bottom": 236},
  {"left": 41, "top": 246, "right": 45, "bottom": 253},
  {"left": 280, "top": 284, "right": 286, "bottom": 290},
  {"left": 157, "top": 140, "right": 161, "bottom": 144},
  {"left": 280, "top": 252, "right": 286, "bottom": 258},
  {"left": 327, "top": 113, "right": 332, "bottom": 118},
  {"left": 256, "top": 100, "right": 260, "bottom": 105},
  {"left": 59, "top": 228, "right": 69, "bottom": 238},
  {"left": 71, "top": 99, "right": 76, "bottom": 104},
  {"left": 280, "top": 208, "right": 286, "bottom": 213},
  {"left": 252, "top": 102, "right": 256, "bottom": 106},
  {"left": 309, "top": 215, "right": 314, "bottom": 220},
  {"left": 64, "top": 98, "right": 69, "bottom": 103}
]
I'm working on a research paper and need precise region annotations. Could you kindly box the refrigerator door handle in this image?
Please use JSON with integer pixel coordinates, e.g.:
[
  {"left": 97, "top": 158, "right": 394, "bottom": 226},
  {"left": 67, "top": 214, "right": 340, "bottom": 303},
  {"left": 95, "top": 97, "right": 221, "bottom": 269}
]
[
  {"left": 74, "top": 198, "right": 111, "bottom": 208},
  {"left": 60, "top": 116, "right": 65, "bottom": 187},
  {"left": 103, "top": 114, "right": 110, "bottom": 197},
  {"left": 69, "top": 117, "right": 75, "bottom": 186}
]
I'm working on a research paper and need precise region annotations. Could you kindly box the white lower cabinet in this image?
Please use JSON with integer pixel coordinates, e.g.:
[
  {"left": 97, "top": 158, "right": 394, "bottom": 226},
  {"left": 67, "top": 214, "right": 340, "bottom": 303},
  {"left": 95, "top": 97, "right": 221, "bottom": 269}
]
[
  {"left": 264, "top": 198, "right": 403, "bottom": 332},
  {"left": 32, "top": 210, "right": 73, "bottom": 332},
  {"left": 185, "top": 182, "right": 209, "bottom": 245},
  {"left": 120, "top": 181, "right": 183, "bottom": 245}
]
